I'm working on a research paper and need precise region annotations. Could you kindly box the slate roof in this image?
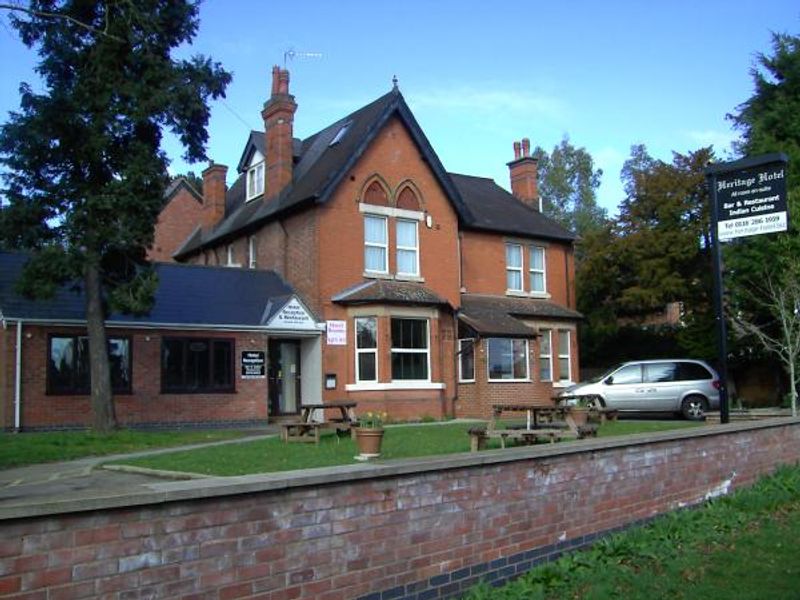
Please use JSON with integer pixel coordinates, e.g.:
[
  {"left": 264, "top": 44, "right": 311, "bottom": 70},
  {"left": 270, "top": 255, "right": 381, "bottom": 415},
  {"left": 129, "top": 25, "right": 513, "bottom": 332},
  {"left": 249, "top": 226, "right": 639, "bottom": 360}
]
[
  {"left": 458, "top": 293, "right": 582, "bottom": 337},
  {"left": 175, "top": 86, "right": 576, "bottom": 259},
  {"left": 0, "top": 252, "right": 305, "bottom": 328},
  {"left": 449, "top": 174, "right": 575, "bottom": 242},
  {"left": 331, "top": 279, "right": 449, "bottom": 307},
  {"left": 164, "top": 177, "right": 202, "bottom": 206}
]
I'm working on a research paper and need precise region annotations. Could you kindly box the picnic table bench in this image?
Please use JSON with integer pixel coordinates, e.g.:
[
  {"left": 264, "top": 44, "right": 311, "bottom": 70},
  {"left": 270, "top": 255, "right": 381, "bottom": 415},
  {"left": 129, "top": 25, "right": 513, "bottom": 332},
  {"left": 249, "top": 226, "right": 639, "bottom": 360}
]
[
  {"left": 280, "top": 401, "right": 359, "bottom": 444},
  {"left": 469, "top": 403, "right": 597, "bottom": 451}
]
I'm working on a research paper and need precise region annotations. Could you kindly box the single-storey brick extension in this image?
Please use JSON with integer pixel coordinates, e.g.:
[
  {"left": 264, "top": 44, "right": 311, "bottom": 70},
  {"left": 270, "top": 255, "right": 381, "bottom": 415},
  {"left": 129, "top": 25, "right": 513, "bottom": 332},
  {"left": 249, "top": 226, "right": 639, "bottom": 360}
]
[{"left": 0, "top": 67, "right": 581, "bottom": 430}]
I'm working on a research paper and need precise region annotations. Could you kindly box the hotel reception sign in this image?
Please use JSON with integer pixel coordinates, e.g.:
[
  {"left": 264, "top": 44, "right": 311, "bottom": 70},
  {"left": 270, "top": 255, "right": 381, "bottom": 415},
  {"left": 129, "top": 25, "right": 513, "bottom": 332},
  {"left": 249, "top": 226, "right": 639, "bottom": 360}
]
[{"left": 711, "top": 156, "right": 788, "bottom": 241}]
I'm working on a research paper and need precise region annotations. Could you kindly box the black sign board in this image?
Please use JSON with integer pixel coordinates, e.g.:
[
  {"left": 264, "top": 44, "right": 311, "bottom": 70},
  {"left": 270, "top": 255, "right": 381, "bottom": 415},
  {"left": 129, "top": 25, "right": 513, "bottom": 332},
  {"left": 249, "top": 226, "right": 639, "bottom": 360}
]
[
  {"left": 713, "top": 159, "right": 788, "bottom": 241},
  {"left": 241, "top": 350, "right": 266, "bottom": 379},
  {"left": 705, "top": 152, "right": 789, "bottom": 425}
]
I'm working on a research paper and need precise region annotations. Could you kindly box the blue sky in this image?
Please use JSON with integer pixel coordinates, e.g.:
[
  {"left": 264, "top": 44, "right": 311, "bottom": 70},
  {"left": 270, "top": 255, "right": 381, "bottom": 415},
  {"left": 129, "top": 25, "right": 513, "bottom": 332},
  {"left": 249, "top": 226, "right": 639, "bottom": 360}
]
[{"left": 1, "top": 1, "right": 797, "bottom": 213}]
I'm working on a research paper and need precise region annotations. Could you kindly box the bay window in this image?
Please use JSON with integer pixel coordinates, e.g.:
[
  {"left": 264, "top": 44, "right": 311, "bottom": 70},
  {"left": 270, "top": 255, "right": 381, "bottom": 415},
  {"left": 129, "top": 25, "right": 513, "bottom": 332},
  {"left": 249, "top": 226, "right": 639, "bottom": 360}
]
[
  {"left": 458, "top": 339, "right": 475, "bottom": 382},
  {"left": 355, "top": 317, "right": 378, "bottom": 382},
  {"left": 539, "top": 329, "right": 552, "bottom": 382},
  {"left": 558, "top": 330, "right": 572, "bottom": 382},
  {"left": 391, "top": 318, "right": 429, "bottom": 380},
  {"left": 487, "top": 338, "right": 529, "bottom": 381}
]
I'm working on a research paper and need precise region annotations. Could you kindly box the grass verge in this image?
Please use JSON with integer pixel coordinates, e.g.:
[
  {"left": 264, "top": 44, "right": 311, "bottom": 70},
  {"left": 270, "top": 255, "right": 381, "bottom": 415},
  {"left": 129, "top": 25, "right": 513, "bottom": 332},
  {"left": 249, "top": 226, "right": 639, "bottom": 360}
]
[
  {"left": 463, "top": 464, "right": 800, "bottom": 600},
  {"left": 0, "top": 429, "right": 249, "bottom": 470},
  {"left": 107, "top": 420, "right": 702, "bottom": 476}
]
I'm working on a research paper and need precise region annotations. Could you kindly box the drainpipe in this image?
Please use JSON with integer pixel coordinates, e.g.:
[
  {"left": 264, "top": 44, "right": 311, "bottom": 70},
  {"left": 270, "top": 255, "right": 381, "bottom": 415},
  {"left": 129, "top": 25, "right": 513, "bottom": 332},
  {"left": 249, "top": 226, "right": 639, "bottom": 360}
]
[{"left": 14, "top": 320, "right": 22, "bottom": 431}]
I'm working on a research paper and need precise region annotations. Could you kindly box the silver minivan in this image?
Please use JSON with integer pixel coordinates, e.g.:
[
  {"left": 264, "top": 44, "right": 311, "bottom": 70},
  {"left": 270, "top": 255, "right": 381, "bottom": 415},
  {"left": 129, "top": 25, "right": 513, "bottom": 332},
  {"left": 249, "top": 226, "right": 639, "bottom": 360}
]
[{"left": 558, "top": 359, "right": 720, "bottom": 420}]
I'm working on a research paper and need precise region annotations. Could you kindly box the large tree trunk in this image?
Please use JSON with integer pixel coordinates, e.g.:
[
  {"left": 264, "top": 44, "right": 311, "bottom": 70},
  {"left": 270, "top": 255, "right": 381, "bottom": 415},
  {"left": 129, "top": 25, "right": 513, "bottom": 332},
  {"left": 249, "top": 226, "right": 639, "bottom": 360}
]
[{"left": 84, "top": 259, "right": 117, "bottom": 432}]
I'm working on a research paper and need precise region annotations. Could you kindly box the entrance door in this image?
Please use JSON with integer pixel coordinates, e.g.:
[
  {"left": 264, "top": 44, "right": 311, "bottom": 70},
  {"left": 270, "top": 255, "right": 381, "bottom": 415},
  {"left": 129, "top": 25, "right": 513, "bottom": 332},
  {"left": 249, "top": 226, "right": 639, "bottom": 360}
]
[{"left": 268, "top": 340, "right": 302, "bottom": 416}]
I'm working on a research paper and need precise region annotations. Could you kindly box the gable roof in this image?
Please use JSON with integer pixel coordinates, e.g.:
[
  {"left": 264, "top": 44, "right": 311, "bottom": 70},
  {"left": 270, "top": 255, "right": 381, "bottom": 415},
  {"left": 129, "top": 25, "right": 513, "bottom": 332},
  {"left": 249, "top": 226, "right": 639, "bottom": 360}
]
[
  {"left": 449, "top": 173, "right": 575, "bottom": 242},
  {"left": 175, "top": 89, "right": 472, "bottom": 259},
  {"left": 0, "top": 252, "right": 311, "bottom": 328},
  {"left": 163, "top": 177, "right": 203, "bottom": 206},
  {"left": 175, "top": 87, "right": 575, "bottom": 258}
]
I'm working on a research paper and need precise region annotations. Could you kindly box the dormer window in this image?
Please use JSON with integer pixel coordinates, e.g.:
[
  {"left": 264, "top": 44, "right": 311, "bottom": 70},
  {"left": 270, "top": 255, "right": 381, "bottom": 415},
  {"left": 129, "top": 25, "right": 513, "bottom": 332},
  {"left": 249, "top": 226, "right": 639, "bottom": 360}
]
[{"left": 247, "top": 162, "right": 264, "bottom": 200}]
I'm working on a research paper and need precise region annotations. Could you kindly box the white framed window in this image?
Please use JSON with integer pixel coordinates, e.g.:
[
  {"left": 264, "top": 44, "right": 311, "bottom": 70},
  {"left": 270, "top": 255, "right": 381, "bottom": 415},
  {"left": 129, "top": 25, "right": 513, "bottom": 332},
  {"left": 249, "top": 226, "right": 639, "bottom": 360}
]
[
  {"left": 506, "top": 243, "right": 523, "bottom": 291},
  {"left": 391, "top": 318, "right": 429, "bottom": 381},
  {"left": 355, "top": 317, "right": 378, "bottom": 382},
  {"left": 247, "top": 162, "right": 264, "bottom": 200},
  {"left": 539, "top": 329, "right": 552, "bottom": 382},
  {"left": 248, "top": 235, "right": 257, "bottom": 269},
  {"left": 226, "top": 243, "right": 240, "bottom": 267},
  {"left": 487, "top": 338, "right": 529, "bottom": 381},
  {"left": 458, "top": 339, "right": 475, "bottom": 383},
  {"left": 364, "top": 215, "right": 388, "bottom": 273},
  {"left": 529, "top": 246, "right": 546, "bottom": 293},
  {"left": 558, "top": 330, "right": 571, "bottom": 382},
  {"left": 396, "top": 219, "right": 419, "bottom": 276}
]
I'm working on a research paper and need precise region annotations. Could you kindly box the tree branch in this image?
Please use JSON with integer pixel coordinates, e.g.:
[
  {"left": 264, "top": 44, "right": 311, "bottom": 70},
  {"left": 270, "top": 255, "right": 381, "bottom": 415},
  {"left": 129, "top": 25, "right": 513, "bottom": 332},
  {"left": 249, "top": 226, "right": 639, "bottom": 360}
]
[{"left": 0, "top": 2, "right": 125, "bottom": 42}]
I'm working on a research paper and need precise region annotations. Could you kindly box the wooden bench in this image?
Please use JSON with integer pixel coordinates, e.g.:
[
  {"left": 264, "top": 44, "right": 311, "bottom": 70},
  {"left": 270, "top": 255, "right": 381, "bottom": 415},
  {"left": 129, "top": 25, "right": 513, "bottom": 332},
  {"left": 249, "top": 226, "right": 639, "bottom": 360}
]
[
  {"left": 468, "top": 426, "right": 567, "bottom": 451},
  {"left": 280, "top": 421, "right": 324, "bottom": 443}
]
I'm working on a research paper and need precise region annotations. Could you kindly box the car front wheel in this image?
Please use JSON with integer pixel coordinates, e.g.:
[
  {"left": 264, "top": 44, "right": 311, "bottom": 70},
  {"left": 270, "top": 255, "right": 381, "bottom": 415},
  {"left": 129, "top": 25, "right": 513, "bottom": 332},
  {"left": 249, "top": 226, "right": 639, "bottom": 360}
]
[{"left": 681, "top": 395, "right": 707, "bottom": 421}]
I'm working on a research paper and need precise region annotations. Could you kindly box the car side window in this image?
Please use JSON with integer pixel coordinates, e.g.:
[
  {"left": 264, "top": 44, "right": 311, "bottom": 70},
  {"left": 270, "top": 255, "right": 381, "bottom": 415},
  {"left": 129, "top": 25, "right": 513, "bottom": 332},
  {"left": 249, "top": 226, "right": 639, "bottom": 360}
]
[
  {"left": 644, "top": 362, "right": 677, "bottom": 383},
  {"left": 676, "top": 362, "right": 712, "bottom": 381},
  {"left": 609, "top": 364, "right": 642, "bottom": 384}
]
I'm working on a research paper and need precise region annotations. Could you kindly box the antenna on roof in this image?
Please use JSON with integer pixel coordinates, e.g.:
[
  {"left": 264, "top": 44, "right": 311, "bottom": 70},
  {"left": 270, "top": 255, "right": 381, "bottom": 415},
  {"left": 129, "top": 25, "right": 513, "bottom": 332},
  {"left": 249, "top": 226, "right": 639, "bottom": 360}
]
[{"left": 283, "top": 48, "right": 324, "bottom": 67}]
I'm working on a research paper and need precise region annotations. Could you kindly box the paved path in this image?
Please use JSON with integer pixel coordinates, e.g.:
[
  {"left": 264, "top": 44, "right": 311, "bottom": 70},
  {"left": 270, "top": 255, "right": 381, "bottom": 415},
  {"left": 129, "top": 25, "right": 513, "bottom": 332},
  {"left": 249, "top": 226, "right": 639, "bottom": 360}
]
[{"left": 0, "top": 429, "right": 279, "bottom": 508}]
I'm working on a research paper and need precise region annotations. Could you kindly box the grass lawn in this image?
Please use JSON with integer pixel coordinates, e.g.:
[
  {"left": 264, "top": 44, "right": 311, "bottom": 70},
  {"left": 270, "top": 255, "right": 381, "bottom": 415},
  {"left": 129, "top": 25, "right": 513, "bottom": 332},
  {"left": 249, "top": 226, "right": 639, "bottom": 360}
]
[
  {"left": 0, "top": 429, "right": 249, "bottom": 470},
  {"left": 464, "top": 464, "right": 800, "bottom": 600},
  {"left": 107, "top": 419, "right": 703, "bottom": 476}
]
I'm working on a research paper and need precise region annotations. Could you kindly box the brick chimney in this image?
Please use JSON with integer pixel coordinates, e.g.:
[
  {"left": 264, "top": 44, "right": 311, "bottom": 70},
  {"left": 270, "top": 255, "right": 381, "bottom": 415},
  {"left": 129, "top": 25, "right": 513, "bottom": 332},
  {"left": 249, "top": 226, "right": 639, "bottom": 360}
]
[
  {"left": 261, "top": 66, "right": 297, "bottom": 201},
  {"left": 507, "top": 137, "right": 541, "bottom": 211},
  {"left": 202, "top": 162, "right": 228, "bottom": 229}
]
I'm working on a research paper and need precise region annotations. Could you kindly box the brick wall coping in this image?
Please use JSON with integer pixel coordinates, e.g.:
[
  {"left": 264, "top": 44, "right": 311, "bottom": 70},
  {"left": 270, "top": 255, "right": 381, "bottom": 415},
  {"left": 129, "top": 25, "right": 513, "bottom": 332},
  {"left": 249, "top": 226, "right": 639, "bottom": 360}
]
[{"left": 2, "top": 417, "right": 797, "bottom": 522}]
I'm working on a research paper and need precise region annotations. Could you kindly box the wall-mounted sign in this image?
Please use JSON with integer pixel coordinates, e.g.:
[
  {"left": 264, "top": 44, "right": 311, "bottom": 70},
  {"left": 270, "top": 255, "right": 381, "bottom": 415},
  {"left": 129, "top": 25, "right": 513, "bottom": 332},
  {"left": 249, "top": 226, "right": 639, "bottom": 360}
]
[
  {"left": 326, "top": 320, "right": 347, "bottom": 345},
  {"left": 714, "top": 160, "right": 788, "bottom": 241},
  {"left": 241, "top": 351, "right": 266, "bottom": 379},
  {"left": 268, "top": 297, "right": 317, "bottom": 330}
]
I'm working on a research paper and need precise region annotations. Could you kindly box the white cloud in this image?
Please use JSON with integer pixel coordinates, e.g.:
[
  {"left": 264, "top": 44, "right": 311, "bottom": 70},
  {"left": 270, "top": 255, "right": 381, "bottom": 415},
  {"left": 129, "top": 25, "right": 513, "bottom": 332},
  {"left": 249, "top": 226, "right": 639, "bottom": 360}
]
[
  {"left": 685, "top": 129, "right": 738, "bottom": 153},
  {"left": 408, "top": 86, "right": 564, "bottom": 120}
]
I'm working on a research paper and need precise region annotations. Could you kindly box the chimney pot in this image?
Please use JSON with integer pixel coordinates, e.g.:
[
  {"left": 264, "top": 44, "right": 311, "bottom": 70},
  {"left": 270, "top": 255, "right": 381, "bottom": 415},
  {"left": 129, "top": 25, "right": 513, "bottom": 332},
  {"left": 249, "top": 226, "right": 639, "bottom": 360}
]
[
  {"left": 262, "top": 65, "right": 297, "bottom": 202},
  {"left": 507, "top": 138, "right": 539, "bottom": 211},
  {"left": 201, "top": 163, "right": 228, "bottom": 229}
]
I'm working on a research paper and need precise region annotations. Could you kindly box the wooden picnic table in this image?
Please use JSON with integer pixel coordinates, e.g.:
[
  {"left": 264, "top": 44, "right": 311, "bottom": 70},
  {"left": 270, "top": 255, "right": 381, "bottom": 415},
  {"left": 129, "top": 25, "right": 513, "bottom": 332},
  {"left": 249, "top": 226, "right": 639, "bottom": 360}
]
[
  {"left": 280, "top": 400, "right": 359, "bottom": 443},
  {"left": 469, "top": 403, "right": 596, "bottom": 451}
]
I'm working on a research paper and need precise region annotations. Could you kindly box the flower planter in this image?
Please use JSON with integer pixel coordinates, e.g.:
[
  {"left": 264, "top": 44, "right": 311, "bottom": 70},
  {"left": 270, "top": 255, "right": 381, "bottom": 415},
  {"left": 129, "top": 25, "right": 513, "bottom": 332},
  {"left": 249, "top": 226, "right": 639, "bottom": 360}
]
[
  {"left": 569, "top": 407, "right": 590, "bottom": 428},
  {"left": 355, "top": 427, "right": 385, "bottom": 459}
]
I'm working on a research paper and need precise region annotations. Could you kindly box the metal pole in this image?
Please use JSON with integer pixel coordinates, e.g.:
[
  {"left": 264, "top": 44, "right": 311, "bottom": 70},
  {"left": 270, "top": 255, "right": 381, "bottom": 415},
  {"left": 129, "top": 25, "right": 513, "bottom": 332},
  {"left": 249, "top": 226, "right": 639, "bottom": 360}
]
[{"left": 708, "top": 174, "right": 730, "bottom": 424}]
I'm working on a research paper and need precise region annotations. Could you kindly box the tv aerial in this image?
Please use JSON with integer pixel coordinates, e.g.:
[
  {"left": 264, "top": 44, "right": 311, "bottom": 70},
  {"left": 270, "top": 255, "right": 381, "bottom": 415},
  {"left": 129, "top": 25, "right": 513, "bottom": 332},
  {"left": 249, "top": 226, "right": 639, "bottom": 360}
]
[{"left": 284, "top": 48, "right": 323, "bottom": 66}]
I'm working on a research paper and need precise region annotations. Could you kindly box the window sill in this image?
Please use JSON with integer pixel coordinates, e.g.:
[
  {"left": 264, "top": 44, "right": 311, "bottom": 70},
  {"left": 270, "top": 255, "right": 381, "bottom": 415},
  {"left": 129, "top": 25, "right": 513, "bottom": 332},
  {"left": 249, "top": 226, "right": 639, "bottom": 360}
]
[
  {"left": 363, "top": 271, "right": 393, "bottom": 280},
  {"left": 346, "top": 381, "right": 445, "bottom": 391},
  {"left": 551, "top": 381, "right": 575, "bottom": 388},
  {"left": 395, "top": 274, "right": 425, "bottom": 283},
  {"left": 458, "top": 380, "right": 475, "bottom": 385},
  {"left": 487, "top": 378, "right": 532, "bottom": 384},
  {"left": 505, "top": 290, "right": 551, "bottom": 299}
]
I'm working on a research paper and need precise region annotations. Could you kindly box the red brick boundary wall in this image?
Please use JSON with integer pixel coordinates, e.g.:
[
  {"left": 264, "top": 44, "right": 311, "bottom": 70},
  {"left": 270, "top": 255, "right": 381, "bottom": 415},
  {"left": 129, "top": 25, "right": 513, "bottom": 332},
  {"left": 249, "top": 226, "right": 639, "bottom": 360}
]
[{"left": 1, "top": 420, "right": 799, "bottom": 599}]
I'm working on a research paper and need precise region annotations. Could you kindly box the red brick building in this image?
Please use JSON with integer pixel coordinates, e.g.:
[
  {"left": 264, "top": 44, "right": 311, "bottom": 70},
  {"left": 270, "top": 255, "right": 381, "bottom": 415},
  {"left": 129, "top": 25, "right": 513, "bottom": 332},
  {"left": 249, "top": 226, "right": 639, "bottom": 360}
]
[{"left": 0, "top": 67, "right": 580, "bottom": 430}]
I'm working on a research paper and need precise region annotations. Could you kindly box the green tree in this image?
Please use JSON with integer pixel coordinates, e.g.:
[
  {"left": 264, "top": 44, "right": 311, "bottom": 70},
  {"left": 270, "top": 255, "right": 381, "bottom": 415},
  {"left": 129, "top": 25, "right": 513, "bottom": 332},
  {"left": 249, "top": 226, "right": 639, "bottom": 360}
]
[
  {"left": 0, "top": 1, "right": 231, "bottom": 431},
  {"left": 534, "top": 136, "right": 607, "bottom": 240},
  {"left": 726, "top": 32, "right": 800, "bottom": 345}
]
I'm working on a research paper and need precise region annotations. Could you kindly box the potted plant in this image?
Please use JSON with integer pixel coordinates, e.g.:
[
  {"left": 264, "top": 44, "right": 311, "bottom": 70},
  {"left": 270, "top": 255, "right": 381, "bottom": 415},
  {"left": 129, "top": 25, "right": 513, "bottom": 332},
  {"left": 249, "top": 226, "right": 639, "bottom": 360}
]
[
  {"left": 564, "top": 396, "right": 601, "bottom": 428},
  {"left": 355, "top": 411, "right": 388, "bottom": 460}
]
